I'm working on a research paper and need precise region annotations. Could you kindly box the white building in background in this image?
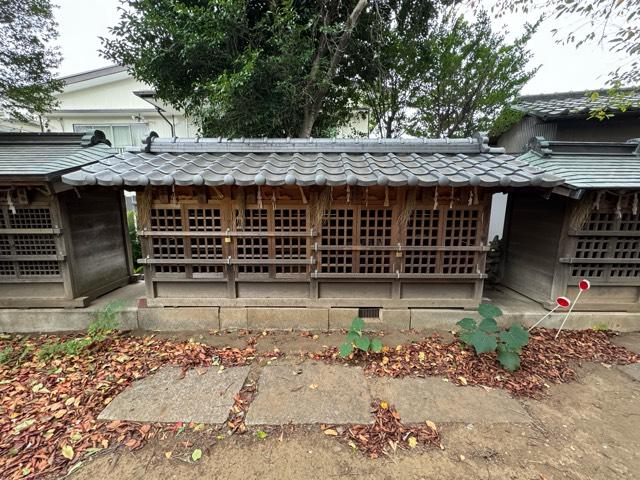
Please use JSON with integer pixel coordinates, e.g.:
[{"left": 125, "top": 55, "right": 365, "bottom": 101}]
[
  {"left": 48, "top": 65, "right": 198, "bottom": 150},
  {"left": 47, "top": 65, "right": 369, "bottom": 148}
]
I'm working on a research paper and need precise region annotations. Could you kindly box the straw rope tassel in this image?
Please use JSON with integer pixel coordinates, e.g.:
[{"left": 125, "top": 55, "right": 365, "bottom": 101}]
[
  {"left": 257, "top": 185, "right": 263, "bottom": 209},
  {"left": 433, "top": 186, "right": 438, "bottom": 210},
  {"left": 633, "top": 193, "right": 638, "bottom": 216}
]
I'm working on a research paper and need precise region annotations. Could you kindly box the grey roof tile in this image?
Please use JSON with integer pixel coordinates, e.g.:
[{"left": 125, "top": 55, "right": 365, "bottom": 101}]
[
  {"left": 515, "top": 88, "right": 640, "bottom": 119},
  {"left": 62, "top": 136, "right": 563, "bottom": 188},
  {"left": 0, "top": 133, "right": 115, "bottom": 180},
  {"left": 518, "top": 138, "right": 640, "bottom": 189}
]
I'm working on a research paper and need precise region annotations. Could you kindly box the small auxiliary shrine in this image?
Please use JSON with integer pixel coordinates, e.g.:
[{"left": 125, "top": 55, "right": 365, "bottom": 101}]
[{"left": 63, "top": 135, "right": 560, "bottom": 310}]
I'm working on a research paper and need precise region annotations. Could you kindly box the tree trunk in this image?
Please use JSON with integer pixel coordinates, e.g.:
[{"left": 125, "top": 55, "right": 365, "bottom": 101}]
[{"left": 299, "top": 0, "right": 369, "bottom": 138}]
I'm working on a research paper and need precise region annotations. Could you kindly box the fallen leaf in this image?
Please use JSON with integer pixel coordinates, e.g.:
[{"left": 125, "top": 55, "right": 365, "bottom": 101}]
[
  {"left": 164, "top": 451, "right": 172, "bottom": 459},
  {"left": 61, "top": 445, "right": 74, "bottom": 460},
  {"left": 426, "top": 420, "right": 437, "bottom": 432},
  {"left": 457, "top": 376, "right": 468, "bottom": 386},
  {"left": 380, "top": 401, "right": 389, "bottom": 410},
  {"left": 323, "top": 429, "right": 338, "bottom": 436},
  {"left": 308, "top": 383, "right": 318, "bottom": 390},
  {"left": 408, "top": 437, "right": 417, "bottom": 449},
  {"left": 191, "top": 448, "right": 202, "bottom": 462}
]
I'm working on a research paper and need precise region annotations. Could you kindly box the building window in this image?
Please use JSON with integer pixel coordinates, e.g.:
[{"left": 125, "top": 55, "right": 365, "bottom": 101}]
[{"left": 73, "top": 123, "right": 149, "bottom": 149}]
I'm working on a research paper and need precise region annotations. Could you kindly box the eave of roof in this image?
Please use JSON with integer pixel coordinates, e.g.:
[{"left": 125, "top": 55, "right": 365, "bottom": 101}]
[
  {"left": 58, "top": 65, "right": 128, "bottom": 85},
  {"left": 0, "top": 133, "right": 116, "bottom": 181},
  {"left": 518, "top": 138, "right": 640, "bottom": 190},
  {"left": 514, "top": 87, "right": 640, "bottom": 120},
  {"left": 61, "top": 135, "right": 562, "bottom": 189}
]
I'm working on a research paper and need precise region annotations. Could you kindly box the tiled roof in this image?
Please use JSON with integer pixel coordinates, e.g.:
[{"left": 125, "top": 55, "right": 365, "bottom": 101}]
[
  {"left": 515, "top": 88, "right": 640, "bottom": 119},
  {"left": 62, "top": 136, "right": 562, "bottom": 188},
  {"left": 0, "top": 133, "right": 116, "bottom": 181},
  {"left": 518, "top": 137, "right": 640, "bottom": 190}
]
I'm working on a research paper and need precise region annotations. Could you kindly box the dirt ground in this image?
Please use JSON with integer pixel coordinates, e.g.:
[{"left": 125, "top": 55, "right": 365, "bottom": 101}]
[{"left": 67, "top": 331, "right": 640, "bottom": 480}]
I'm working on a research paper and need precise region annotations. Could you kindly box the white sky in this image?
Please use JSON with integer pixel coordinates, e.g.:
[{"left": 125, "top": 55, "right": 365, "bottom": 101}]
[{"left": 53, "top": 0, "right": 629, "bottom": 95}]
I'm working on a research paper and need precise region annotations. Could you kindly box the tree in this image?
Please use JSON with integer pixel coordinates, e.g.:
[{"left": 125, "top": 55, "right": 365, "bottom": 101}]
[
  {"left": 355, "top": 0, "right": 444, "bottom": 138},
  {"left": 0, "top": 0, "right": 61, "bottom": 124},
  {"left": 407, "top": 12, "right": 536, "bottom": 138},
  {"left": 103, "top": 0, "right": 374, "bottom": 138},
  {"left": 488, "top": 0, "right": 640, "bottom": 85},
  {"left": 358, "top": 8, "right": 535, "bottom": 138}
]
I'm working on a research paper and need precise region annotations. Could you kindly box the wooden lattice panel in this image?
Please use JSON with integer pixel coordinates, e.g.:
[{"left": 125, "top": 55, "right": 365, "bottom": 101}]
[
  {"left": 584, "top": 212, "right": 615, "bottom": 232},
  {"left": 0, "top": 261, "right": 15, "bottom": 277},
  {"left": 13, "top": 234, "right": 57, "bottom": 256},
  {"left": 9, "top": 208, "right": 53, "bottom": 229},
  {"left": 150, "top": 208, "right": 182, "bottom": 231},
  {"left": 321, "top": 209, "right": 354, "bottom": 273},
  {"left": 275, "top": 208, "right": 308, "bottom": 275},
  {"left": 188, "top": 208, "right": 222, "bottom": 231},
  {"left": 620, "top": 212, "right": 640, "bottom": 232},
  {"left": 359, "top": 209, "right": 392, "bottom": 274},
  {"left": 0, "top": 235, "right": 10, "bottom": 256},
  {"left": 442, "top": 208, "right": 479, "bottom": 274},
  {"left": 570, "top": 207, "right": 640, "bottom": 281},
  {"left": 188, "top": 208, "right": 224, "bottom": 276},
  {"left": 191, "top": 237, "right": 224, "bottom": 276},
  {"left": 18, "top": 260, "right": 60, "bottom": 276},
  {"left": 405, "top": 209, "right": 439, "bottom": 274},
  {"left": 0, "top": 207, "right": 61, "bottom": 279},
  {"left": 237, "top": 209, "right": 269, "bottom": 274},
  {"left": 152, "top": 237, "right": 185, "bottom": 274}
]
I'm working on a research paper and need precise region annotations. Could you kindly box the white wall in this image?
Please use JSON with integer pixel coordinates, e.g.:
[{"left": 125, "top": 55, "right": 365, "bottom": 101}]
[
  {"left": 488, "top": 193, "right": 508, "bottom": 240},
  {"left": 47, "top": 71, "right": 199, "bottom": 146}
]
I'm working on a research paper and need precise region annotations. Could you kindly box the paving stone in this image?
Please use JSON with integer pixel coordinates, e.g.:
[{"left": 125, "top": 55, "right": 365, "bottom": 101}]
[
  {"left": 368, "top": 376, "right": 530, "bottom": 424},
  {"left": 618, "top": 363, "right": 640, "bottom": 382},
  {"left": 98, "top": 365, "right": 250, "bottom": 424},
  {"left": 245, "top": 362, "right": 371, "bottom": 425}
]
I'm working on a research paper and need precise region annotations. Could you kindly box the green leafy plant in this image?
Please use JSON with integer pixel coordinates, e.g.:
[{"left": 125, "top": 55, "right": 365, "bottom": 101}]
[
  {"left": 0, "top": 343, "right": 34, "bottom": 368},
  {"left": 38, "top": 338, "right": 91, "bottom": 361},
  {"left": 456, "top": 304, "right": 529, "bottom": 372},
  {"left": 38, "top": 301, "right": 123, "bottom": 361},
  {"left": 127, "top": 210, "right": 142, "bottom": 273},
  {"left": 339, "top": 317, "right": 383, "bottom": 358},
  {"left": 88, "top": 301, "right": 123, "bottom": 342}
]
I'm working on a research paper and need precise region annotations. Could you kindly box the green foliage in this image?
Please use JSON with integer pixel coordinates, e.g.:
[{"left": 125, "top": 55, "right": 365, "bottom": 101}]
[
  {"left": 586, "top": 83, "right": 637, "bottom": 121},
  {"left": 127, "top": 211, "right": 142, "bottom": 273},
  {"left": 406, "top": 11, "right": 537, "bottom": 138},
  {"left": 592, "top": 323, "right": 609, "bottom": 332},
  {"left": 102, "top": 0, "right": 373, "bottom": 137},
  {"left": 339, "top": 317, "right": 383, "bottom": 358},
  {"left": 0, "top": 342, "right": 34, "bottom": 368},
  {"left": 38, "top": 338, "right": 92, "bottom": 361},
  {"left": 0, "top": 0, "right": 62, "bottom": 122},
  {"left": 456, "top": 304, "right": 529, "bottom": 372},
  {"left": 38, "top": 301, "right": 123, "bottom": 361},
  {"left": 88, "top": 301, "right": 124, "bottom": 342}
]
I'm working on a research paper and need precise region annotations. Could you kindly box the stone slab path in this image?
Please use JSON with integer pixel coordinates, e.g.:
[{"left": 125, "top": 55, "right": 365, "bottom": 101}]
[
  {"left": 100, "top": 362, "right": 531, "bottom": 426},
  {"left": 368, "top": 376, "right": 529, "bottom": 423},
  {"left": 245, "top": 362, "right": 372, "bottom": 425},
  {"left": 618, "top": 363, "right": 640, "bottom": 382},
  {"left": 98, "top": 365, "right": 250, "bottom": 424}
]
